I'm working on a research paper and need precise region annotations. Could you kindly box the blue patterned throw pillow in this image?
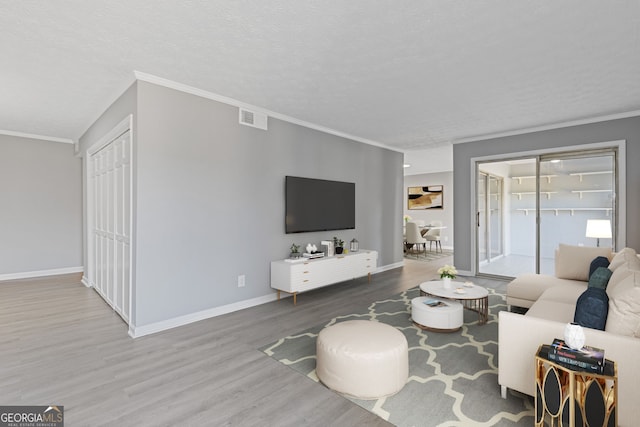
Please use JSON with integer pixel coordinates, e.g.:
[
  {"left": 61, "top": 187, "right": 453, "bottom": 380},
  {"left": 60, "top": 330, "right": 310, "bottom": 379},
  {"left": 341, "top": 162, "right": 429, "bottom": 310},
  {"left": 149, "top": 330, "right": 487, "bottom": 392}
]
[
  {"left": 588, "top": 256, "right": 610, "bottom": 279},
  {"left": 588, "top": 266, "right": 612, "bottom": 290},
  {"left": 574, "top": 287, "right": 609, "bottom": 330}
]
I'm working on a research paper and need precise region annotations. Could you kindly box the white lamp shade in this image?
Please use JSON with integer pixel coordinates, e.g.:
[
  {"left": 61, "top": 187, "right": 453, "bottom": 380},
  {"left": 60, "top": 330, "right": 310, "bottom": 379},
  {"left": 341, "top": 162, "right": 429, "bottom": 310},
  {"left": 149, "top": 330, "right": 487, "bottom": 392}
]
[{"left": 585, "top": 219, "right": 612, "bottom": 239}]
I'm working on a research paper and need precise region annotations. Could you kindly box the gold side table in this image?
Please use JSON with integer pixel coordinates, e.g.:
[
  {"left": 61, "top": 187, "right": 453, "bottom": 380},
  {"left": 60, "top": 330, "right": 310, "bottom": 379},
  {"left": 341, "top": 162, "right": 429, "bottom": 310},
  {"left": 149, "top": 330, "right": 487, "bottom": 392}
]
[{"left": 535, "top": 345, "right": 617, "bottom": 427}]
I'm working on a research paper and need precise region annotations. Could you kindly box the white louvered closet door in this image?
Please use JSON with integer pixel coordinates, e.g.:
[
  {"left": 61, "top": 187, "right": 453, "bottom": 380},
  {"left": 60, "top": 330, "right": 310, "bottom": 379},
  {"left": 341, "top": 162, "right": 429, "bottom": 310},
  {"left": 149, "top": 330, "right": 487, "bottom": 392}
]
[{"left": 90, "top": 130, "right": 131, "bottom": 324}]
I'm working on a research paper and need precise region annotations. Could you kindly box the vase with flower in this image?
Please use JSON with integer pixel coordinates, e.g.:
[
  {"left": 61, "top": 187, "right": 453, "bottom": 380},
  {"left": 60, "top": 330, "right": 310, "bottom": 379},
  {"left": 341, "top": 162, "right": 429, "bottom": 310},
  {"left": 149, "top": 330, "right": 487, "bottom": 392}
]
[{"left": 438, "top": 264, "right": 457, "bottom": 289}]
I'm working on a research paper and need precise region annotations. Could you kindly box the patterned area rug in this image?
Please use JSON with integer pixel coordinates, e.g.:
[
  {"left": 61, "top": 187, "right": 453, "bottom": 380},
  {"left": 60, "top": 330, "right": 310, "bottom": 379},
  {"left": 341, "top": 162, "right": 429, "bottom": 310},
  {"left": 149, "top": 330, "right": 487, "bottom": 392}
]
[
  {"left": 404, "top": 249, "right": 453, "bottom": 262},
  {"left": 260, "top": 281, "right": 534, "bottom": 426}
]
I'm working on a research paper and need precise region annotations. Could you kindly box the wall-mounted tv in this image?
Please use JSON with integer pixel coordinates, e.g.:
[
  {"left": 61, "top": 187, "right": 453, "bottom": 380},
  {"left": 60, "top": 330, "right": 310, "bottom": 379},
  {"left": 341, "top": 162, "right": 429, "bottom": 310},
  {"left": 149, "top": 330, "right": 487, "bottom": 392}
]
[{"left": 285, "top": 176, "right": 355, "bottom": 234}]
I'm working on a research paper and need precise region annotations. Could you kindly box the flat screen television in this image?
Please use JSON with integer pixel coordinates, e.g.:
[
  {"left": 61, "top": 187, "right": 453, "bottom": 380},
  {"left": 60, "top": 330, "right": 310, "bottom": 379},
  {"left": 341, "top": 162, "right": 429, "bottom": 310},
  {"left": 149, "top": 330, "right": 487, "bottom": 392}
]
[{"left": 285, "top": 176, "right": 355, "bottom": 234}]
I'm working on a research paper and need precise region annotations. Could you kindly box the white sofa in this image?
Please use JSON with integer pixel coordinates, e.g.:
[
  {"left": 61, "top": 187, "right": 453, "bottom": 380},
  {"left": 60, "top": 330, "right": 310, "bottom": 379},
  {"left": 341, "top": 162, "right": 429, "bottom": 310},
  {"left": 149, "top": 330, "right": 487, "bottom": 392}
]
[{"left": 499, "top": 245, "right": 640, "bottom": 426}]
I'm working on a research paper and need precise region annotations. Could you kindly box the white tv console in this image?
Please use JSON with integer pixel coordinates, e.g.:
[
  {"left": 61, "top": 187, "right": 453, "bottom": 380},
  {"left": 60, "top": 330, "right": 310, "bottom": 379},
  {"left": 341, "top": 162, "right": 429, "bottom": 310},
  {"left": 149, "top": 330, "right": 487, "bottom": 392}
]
[{"left": 270, "top": 250, "right": 378, "bottom": 305}]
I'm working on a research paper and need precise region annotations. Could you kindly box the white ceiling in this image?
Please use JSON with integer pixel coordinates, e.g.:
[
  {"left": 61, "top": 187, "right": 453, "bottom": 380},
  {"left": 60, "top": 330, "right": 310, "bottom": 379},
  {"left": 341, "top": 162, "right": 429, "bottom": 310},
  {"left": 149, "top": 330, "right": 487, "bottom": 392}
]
[{"left": 2, "top": 1, "right": 639, "bottom": 170}]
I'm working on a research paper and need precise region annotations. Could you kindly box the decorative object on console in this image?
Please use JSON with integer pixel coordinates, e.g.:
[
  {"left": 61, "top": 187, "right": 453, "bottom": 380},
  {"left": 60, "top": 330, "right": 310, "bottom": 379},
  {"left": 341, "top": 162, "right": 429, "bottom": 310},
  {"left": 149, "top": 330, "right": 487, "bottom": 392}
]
[
  {"left": 332, "top": 237, "right": 344, "bottom": 254},
  {"left": 303, "top": 243, "right": 323, "bottom": 259},
  {"left": 585, "top": 219, "right": 612, "bottom": 247},
  {"left": 289, "top": 243, "right": 301, "bottom": 259},
  {"left": 403, "top": 214, "right": 412, "bottom": 223},
  {"left": 350, "top": 238, "right": 359, "bottom": 252},
  {"left": 321, "top": 240, "right": 334, "bottom": 256},
  {"left": 438, "top": 264, "right": 457, "bottom": 289},
  {"left": 563, "top": 323, "right": 586, "bottom": 350}
]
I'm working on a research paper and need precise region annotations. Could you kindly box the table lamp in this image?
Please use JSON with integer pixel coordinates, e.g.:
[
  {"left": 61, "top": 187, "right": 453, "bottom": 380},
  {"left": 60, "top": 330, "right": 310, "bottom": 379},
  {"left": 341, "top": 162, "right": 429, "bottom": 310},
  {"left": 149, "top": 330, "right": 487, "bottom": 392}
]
[{"left": 585, "top": 219, "right": 612, "bottom": 247}]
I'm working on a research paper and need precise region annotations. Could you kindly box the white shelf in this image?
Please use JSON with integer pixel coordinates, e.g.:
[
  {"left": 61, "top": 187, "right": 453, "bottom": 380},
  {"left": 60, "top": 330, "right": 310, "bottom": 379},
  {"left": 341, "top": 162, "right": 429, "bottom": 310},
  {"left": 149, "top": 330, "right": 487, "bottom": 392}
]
[
  {"left": 569, "top": 171, "right": 613, "bottom": 182},
  {"left": 515, "top": 207, "right": 612, "bottom": 216},
  {"left": 570, "top": 189, "right": 612, "bottom": 199},
  {"left": 511, "top": 175, "right": 557, "bottom": 184},
  {"left": 511, "top": 191, "right": 557, "bottom": 200}
]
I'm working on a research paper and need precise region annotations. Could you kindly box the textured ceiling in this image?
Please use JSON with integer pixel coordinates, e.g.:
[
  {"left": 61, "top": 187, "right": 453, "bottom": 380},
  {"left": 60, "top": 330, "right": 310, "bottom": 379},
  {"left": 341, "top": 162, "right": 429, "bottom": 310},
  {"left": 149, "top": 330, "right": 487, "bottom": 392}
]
[{"left": 1, "top": 1, "right": 639, "bottom": 156}]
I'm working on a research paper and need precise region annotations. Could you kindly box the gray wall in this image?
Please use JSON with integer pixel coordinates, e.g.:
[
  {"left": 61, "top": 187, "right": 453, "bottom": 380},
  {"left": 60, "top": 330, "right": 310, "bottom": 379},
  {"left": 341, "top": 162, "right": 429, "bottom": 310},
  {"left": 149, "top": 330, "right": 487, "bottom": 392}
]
[
  {"left": 453, "top": 115, "right": 640, "bottom": 273},
  {"left": 404, "top": 171, "right": 454, "bottom": 249},
  {"left": 0, "top": 135, "right": 82, "bottom": 275},
  {"left": 81, "top": 80, "right": 403, "bottom": 328}
]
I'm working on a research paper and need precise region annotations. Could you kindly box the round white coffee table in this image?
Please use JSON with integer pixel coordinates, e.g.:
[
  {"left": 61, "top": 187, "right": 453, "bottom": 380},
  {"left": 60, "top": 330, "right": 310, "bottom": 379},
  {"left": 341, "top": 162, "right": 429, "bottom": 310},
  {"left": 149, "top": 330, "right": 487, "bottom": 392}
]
[
  {"left": 411, "top": 297, "right": 463, "bottom": 332},
  {"left": 419, "top": 280, "right": 489, "bottom": 325}
]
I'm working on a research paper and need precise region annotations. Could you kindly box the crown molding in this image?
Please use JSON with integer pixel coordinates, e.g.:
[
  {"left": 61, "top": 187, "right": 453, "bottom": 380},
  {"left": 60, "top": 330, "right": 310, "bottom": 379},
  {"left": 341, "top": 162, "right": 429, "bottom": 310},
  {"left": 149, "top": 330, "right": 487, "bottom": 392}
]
[
  {"left": 453, "top": 110, "right": 640, "bottom": 145},
  {"left": 133, "top": 71, "right": 401, "bottom": 153},
  {"left": 0, "top": 129, "right": 74, "bottom": 144}
]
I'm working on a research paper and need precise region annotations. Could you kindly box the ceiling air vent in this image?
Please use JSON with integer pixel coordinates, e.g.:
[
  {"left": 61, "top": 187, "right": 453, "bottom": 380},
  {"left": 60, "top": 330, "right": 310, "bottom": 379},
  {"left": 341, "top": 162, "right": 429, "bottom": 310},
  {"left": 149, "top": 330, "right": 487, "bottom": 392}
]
[{"left": 239, "top": 108, "right": 268, "bottom": 130}]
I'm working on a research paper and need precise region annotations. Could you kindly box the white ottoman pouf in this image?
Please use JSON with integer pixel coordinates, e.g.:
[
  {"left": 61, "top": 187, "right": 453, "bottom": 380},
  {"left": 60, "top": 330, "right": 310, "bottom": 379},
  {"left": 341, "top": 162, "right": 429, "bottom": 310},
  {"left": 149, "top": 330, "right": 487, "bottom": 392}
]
[
  {"left": 411, "top": 296, "right": 463, "bottom": 332},
  {"left": 316, "top": 320, "right": 408, "bottom": 400}
]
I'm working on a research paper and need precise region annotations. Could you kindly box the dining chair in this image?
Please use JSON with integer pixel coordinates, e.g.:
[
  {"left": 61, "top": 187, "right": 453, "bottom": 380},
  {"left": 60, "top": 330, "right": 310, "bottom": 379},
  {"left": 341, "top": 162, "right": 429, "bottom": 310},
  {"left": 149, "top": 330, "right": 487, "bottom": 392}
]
[
  {"left": 405, "top": 221, "right": 427, "bottom": 258},
  {"left": 424, "top": 220, "right": 443, "bottom": 253}
]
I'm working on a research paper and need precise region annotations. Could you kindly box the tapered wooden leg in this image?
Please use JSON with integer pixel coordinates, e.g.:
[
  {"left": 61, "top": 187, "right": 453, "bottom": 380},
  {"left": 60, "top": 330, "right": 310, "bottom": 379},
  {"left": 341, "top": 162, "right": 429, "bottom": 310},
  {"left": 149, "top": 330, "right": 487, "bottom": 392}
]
[
  {"left": 368, "top": 272, "right": 371, "bottom": 283},
  {"left": 277, "top": 290, "right": 281, "bottom": 301},
  {"left": 293, "top": 292, "right": 297, "bottom": 305}
]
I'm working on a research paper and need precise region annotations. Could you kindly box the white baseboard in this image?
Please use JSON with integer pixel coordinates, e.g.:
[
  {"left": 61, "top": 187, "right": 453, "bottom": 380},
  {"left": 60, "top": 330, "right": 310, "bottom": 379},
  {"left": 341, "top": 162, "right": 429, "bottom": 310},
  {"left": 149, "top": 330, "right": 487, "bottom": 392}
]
[
  {"left": 0, "top": 266, "right": 84, "bottom": 282},
  {"left": 129, "top": 293, "right": 281, "bottom": 338},
  {"left": 81, "top": 276, "right": 92, "bottom": 288},
  {"left": 377, "top": 261, "right": 404, "bottom": 273},
  {"left": 129, "top": 262, "right": 401, "bottom": 338}
]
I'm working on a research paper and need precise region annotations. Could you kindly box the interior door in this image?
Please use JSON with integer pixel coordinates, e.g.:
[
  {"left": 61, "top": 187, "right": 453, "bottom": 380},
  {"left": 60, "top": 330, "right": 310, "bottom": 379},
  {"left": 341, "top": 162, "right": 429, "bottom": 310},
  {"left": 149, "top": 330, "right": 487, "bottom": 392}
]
[{"left": 89, "top": 129, "right": 131, "bottom": 324}]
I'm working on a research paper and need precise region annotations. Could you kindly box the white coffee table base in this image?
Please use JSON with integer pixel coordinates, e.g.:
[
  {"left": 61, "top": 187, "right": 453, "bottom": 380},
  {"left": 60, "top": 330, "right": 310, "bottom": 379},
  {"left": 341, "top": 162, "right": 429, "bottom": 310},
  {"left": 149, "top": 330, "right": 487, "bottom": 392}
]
[
  {"left": 419, "top": 280, "right": 490, "bottom": 325},
  {"left": 411, "top": 297, "right": 464, "bottom": 332}
]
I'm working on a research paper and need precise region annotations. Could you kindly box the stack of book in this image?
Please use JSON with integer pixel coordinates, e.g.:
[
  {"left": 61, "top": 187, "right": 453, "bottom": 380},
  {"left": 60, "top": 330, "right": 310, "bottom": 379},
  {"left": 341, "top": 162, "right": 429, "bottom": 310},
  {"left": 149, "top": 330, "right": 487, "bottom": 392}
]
[
  {"left": 423, "top": 298, "right": 447, "bottom": 308},
  {"left": 547, "top": 338, "right": 605, "bottom": 374},
  {"left": 302, "top": 252, "right": 325, "bottom": 259}
]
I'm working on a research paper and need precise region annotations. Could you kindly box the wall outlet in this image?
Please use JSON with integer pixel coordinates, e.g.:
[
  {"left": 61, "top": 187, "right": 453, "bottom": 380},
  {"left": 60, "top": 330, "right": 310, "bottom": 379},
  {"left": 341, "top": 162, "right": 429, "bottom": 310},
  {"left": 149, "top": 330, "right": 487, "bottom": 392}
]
[{"left": 238, "top": 274, "right": 245, "bottom": 287}]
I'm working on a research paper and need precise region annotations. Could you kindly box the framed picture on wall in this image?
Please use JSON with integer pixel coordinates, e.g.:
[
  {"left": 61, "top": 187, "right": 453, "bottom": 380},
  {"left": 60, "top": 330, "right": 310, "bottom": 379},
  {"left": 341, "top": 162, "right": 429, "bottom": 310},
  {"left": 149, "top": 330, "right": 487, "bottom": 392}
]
[{"left": 408, "top": 185, "right": 443, "bottom": 210}]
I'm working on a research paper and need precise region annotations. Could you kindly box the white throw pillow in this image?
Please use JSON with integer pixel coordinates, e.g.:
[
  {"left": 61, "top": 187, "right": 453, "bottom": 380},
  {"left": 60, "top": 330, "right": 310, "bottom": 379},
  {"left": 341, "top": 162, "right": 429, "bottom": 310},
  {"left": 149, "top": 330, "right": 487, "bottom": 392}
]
[
  {"left": 606, "top": 270, "right": 640, "bottom": 337},
  {"left": 554, "top": 244, "right": 612, "bottom": 281},
  {"left": 609, "top": 247, "right": 640, "bottom": 271},
  {"left": 607, "top": 266, "right": 638, "bottom": 293}
]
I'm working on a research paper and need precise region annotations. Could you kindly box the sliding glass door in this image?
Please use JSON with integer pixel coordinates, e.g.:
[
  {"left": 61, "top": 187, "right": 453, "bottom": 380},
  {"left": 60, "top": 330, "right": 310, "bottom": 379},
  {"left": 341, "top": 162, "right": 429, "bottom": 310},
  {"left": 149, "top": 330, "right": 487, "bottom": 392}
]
[
  {"left": 476, "top": 147, "right": 617, "bottom": 279},
  {"left": 478, "top": 170, "right": 504, "bottom": 275},
  {"left": 539, "top": 152, "right": 615, "bottom": 274}
]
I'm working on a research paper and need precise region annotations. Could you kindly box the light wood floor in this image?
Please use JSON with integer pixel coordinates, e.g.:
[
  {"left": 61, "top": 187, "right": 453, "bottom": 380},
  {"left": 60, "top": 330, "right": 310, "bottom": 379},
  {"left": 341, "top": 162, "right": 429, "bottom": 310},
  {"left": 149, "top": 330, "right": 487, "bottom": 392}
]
[{"left": 0, "top": 257, "right": 450, "bottom": 426}]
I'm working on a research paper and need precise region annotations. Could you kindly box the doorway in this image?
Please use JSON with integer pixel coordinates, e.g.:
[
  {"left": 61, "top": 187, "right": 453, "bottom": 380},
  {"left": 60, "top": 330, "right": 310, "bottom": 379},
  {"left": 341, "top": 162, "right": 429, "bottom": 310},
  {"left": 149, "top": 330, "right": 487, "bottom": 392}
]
[{"left": 476, "top": 147, "right": 618, "bottom": 279}]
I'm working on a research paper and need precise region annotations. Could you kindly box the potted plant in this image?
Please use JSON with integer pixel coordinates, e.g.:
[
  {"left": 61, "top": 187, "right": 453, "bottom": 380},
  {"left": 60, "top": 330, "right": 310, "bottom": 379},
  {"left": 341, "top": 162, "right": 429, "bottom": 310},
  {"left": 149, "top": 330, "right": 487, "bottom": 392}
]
[
  {"left": 333, "top": 237, "right": 345, "bottom": 254},
  {"left": 290, "top": 243, "right": 301, "bottom": 259},
  {"left": 437, "top": 264, "right": 457, "bottom": 289}
]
